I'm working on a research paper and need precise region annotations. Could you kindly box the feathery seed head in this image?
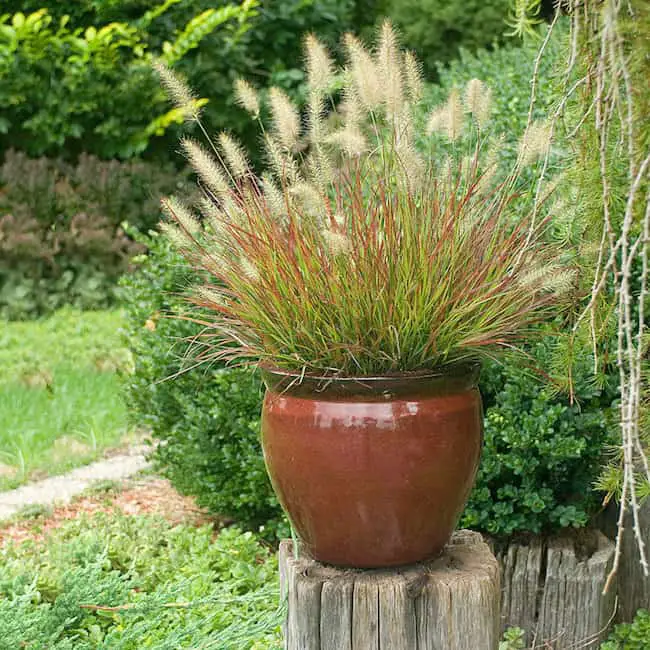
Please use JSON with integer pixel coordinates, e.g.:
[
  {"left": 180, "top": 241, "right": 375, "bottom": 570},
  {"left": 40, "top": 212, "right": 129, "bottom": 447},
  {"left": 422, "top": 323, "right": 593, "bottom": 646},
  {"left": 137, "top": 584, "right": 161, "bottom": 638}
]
[
  {"left": 425, "top": 106, "right": 446, "bottom": 136},
  {"left": 326, "top": 126, "right": 368, "bottom": 157},
  {"left": 518, "top": 263, "right": 576, "bottom": 295},
  {"left": 322, "top": 228, "right": 350, "bottom": 256},
  {"left": 264, "top": 135, "right": 301, "bottom": 184},
  {"left": 181, "top": 138, "right": 230, "bottom": 197},
  {"left": 307, "top": 89, "right": 326, "bottom": 143},
  {"left": 377, "top": 20, "right": 404, "bottom": 115},
  {"left": 261, "top": 175, "right": 287, "bottom": 219},
  {"left": 218, "top": 132, "right": 249, "bottom": 178},
  {"left": 344, "top": 33, "right": 383, "bottom": 111},
  {"left": 153, "top": 61, "right": 200, "bottom": 122},
  {"left": 159, "top": 220, "right": 192, "bottom": 250},
  {"left": 290, "top": 182, "right": 326, "bottom": 219},
  {"left": 198, "top": 197, "right": 228, "bottom": 238},
  {"left": 162, "top": 196, "right": 201, "bottom": 234},
  {"left": 240, "top": 258, "right": 259, "bottom": 282},
  {"left": 304, "top": 33, "right": 335, "bottom": 93},
  {"left": 268, "top": 87, "right": 301, "bottom": 151},
  {"left": 444, "top": 89, "right": 464, "bottom": 141},
  {"left": 340, "top": 86, "right": 365, "bottom": 128},
  {"left": 234, "top": 78, "right": 260, "bottom": 119},
  {"left": 403, "top": 51, "right": 423, "bottom": 103},
  {"left": 518, "top": 120, "right": 552, "bottom": 166},
  {"left": 464, "top": 79, "right": 491, "bottom": 128},
  {"left": 306, "top": 145, "right": 334, "bottom": 188},
  {"left": 195, "top": 286, "right": 227, "bottom": 307},
  {"left": 427, "top": 89, "right": 466, "bottom": 141}
]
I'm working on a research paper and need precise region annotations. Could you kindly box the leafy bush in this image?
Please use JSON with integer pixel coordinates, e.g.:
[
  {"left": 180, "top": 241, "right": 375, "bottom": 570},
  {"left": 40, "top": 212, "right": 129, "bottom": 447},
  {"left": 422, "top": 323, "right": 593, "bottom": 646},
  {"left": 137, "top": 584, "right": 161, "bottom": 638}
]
[
  {"left": 0, "top": 150, "right": 190, "bottom": 319},
  {"left": 601, "top": 610, "right": 650, "bottom": 650},
  {"left": 380, "top": 0, "right": 512, "bottom": 75},
  {"left": 120, "top": 232, "right": 286, "bottom": 537},
  {"left": 461, "top": 337, "right": 617, "bottom": 537},
  {"left": 0, "top": 4, "right": 252, "bottom": 159},
  {"left": 0, "top": 512, "right": 282, "bottom": 649}
]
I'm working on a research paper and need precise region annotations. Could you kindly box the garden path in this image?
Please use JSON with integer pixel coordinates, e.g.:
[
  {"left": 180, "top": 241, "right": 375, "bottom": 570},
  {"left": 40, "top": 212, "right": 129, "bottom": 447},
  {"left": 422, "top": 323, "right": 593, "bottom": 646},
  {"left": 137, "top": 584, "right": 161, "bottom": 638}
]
[{"left": 0, "top": 446, "right": 149, "bottom": 520}]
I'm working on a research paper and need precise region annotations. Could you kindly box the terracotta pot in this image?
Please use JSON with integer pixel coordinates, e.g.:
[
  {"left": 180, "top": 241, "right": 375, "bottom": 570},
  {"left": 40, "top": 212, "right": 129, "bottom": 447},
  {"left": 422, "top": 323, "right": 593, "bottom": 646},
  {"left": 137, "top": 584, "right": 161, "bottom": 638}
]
[{"left": 260, "top": 364, "right": 483, "bottom": 568}]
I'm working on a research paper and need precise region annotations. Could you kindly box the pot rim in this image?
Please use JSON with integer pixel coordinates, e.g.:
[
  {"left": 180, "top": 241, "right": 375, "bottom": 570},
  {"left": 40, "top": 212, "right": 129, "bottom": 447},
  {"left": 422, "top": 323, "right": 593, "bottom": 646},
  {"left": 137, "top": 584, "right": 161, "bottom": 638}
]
[{"left": 260, "top": 360, "right": 481, "bottom": 398}]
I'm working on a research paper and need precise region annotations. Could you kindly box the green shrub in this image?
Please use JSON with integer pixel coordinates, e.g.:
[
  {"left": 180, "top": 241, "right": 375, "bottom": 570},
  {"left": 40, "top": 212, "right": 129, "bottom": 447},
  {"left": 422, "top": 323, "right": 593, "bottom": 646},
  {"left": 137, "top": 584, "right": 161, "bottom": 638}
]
[
  {"left": 380, "top": 0, "right": 512, "bottom": 75},
  {"left": 461, "top": 336, "right": 617, "bottom": 537},
  {"left": 120, "top": 231, "right": 286, "bottom": 537},
  {"left": 0, "top": 4, "right": 253, "bottom": 159},
  {"left": 601, "top": 610, "right": 650, "bottom": 650},
  {"left": 0, "top": 512, "right": 282, "bottom": 649}
]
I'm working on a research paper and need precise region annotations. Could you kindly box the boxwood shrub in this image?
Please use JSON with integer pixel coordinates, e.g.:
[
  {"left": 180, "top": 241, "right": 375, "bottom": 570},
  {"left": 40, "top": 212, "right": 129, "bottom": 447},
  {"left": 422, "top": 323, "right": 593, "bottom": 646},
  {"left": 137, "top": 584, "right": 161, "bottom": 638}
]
[{"left": 120, "top": 231, "right": 285, "bottom": 537}]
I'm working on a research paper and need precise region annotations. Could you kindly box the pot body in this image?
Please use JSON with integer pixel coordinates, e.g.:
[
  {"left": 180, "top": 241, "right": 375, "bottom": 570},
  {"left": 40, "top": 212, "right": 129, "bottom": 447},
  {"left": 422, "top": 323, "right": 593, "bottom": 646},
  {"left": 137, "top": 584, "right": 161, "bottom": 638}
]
[{"left": 261, "top": 366, "right": 483, "bottom": 568}]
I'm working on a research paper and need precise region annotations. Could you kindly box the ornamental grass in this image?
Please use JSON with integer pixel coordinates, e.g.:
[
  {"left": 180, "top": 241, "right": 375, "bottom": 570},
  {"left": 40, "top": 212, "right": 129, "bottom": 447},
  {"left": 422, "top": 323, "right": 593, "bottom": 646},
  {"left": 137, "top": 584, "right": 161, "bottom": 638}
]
[{"left": 157, "top": 22, "right": 573, "bottom": 377}]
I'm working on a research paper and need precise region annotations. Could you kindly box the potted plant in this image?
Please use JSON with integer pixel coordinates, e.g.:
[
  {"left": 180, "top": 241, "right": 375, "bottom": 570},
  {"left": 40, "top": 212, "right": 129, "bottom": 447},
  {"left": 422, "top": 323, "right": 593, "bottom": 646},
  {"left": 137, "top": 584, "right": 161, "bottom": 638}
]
[{"left": 156, "top": 23, "right": 571, "bottom": 567}]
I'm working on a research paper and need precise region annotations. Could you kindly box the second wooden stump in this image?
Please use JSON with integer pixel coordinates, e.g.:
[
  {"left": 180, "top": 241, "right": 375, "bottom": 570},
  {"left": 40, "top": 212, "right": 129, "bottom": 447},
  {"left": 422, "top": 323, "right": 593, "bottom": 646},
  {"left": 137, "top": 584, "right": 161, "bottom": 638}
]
[{"left": 279, "top": 529, "right": 500, "bottom": 650}]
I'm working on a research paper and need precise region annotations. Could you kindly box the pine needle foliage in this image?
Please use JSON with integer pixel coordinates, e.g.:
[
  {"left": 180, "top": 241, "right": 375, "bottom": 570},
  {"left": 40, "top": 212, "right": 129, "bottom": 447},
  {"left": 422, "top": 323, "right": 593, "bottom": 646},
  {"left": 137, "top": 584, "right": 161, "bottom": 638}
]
[{"left": 159, "top": 22, "right": 572, "bottom": 377}]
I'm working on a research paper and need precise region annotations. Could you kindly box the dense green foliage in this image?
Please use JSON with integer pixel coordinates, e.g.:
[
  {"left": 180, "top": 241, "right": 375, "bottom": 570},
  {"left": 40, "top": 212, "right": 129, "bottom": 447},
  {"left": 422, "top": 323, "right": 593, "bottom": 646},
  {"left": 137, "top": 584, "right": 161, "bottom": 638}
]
[
  {"left": 381, "top": 0, "right": 512, "bottom": 75},
  {"left": 601, "top": 610, "right": 650, "bottom": 650},
  {"left": 0, "top": 3, "right": 252, "bottom": 159},
  {"left": 462, "top": 340, "right": 617, "bottom": 536},
  {"left": 0, "top": 309, "right": 130, "bottom": 487},
  {"left": 120, "top": 233, "right": 285, "bottom": 536},
  {"left": 0, "top": 1, "right": 362, "bottom": 162},
  {"left": 0, "top": 512, "right": 282, "bottom": 648},
  {"left": 0, "top": 151, "right": 189, "bottom": 319}
]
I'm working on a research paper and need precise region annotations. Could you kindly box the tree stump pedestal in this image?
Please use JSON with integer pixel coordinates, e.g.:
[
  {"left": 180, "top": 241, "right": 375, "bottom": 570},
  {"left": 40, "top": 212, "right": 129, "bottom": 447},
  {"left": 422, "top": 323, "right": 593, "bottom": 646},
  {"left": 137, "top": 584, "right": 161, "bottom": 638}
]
[{"left": 279, "top": 529, "right": 500, "bottom": 650}]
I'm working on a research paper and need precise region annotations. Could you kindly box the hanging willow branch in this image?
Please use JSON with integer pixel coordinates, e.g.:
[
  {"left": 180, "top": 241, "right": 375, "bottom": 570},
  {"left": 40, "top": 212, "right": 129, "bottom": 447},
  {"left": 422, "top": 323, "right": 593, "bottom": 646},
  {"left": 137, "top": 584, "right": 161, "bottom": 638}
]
[{"left": 517, "top": 0, "right": 650, "bottom": 591}]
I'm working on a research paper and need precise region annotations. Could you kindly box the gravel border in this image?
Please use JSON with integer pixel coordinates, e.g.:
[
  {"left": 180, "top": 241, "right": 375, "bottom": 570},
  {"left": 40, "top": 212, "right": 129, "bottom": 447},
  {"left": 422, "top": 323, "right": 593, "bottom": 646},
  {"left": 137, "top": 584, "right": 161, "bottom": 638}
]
[{"left": 0, "top": 447, "right": 150, "bottom": 520}]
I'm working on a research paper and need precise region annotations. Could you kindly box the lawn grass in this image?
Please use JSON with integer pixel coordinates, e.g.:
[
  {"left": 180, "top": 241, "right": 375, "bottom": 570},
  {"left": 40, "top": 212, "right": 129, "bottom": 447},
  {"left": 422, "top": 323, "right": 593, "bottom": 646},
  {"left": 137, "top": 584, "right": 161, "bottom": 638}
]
[{"left": 0, "top": 308, "right": 131, "bottom": 489}]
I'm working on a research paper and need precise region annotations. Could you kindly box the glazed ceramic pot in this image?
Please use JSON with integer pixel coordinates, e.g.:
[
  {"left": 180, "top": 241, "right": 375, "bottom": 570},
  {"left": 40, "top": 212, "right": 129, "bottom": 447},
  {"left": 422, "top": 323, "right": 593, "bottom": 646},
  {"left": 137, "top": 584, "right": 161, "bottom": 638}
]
[{"left": 260, "top": 363, "right": 483, "bottom": 568}]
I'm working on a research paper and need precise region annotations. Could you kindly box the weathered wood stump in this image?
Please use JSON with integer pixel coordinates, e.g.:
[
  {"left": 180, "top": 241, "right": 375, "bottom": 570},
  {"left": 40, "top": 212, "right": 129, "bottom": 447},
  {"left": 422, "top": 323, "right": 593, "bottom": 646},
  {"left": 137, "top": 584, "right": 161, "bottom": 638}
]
[
  {"left": 495, "top": 530, "right": 616, "bottom": 648},
  {"left": 604, "top": 499, "right": 650, "bottom": 622},
  {"left": 279, "top": 529, "right": 500, "bottom": 650}
]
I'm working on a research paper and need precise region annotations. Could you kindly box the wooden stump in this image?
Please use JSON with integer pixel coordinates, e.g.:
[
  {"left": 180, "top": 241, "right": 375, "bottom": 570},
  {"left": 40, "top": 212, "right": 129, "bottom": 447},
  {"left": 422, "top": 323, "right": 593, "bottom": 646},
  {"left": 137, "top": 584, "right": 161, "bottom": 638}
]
[
  {"left": 279, "top": 529, "right": 500, "bottom": 650},
  {"left": 615, "top": 499, "right": 650, "bottom": 621},
  {"left": 495, "top": 531, "right": 616, "bottom": 648}
]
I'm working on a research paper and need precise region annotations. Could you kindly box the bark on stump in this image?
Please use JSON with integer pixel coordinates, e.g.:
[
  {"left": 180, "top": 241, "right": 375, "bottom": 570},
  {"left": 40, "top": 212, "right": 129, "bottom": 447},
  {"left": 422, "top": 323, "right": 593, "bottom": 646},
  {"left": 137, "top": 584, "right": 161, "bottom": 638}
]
[
  {"left": 278, "top": 529, "right": 500, "bottom": 650},
  {"left": 495, "top": 531, "right": 616, "bottom": 648}
]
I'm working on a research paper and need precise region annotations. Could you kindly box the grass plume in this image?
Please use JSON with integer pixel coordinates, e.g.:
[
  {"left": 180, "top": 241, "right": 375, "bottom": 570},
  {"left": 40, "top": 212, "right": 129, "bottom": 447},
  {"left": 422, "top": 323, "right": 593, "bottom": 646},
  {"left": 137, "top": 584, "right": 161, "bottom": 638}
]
[{"left": 158, "top": 25, "right": 572, "bottom": 377}]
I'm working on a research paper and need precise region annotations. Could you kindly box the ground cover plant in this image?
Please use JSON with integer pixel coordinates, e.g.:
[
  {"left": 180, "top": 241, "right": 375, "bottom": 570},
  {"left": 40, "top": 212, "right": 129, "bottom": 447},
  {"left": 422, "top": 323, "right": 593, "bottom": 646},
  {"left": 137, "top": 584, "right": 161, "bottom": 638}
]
[
  {"left": 0, "top": 309, "right": 130, "bottom": 489},
  {"left": 0, "top": 511, "right": 282, "bottom": 649}
]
